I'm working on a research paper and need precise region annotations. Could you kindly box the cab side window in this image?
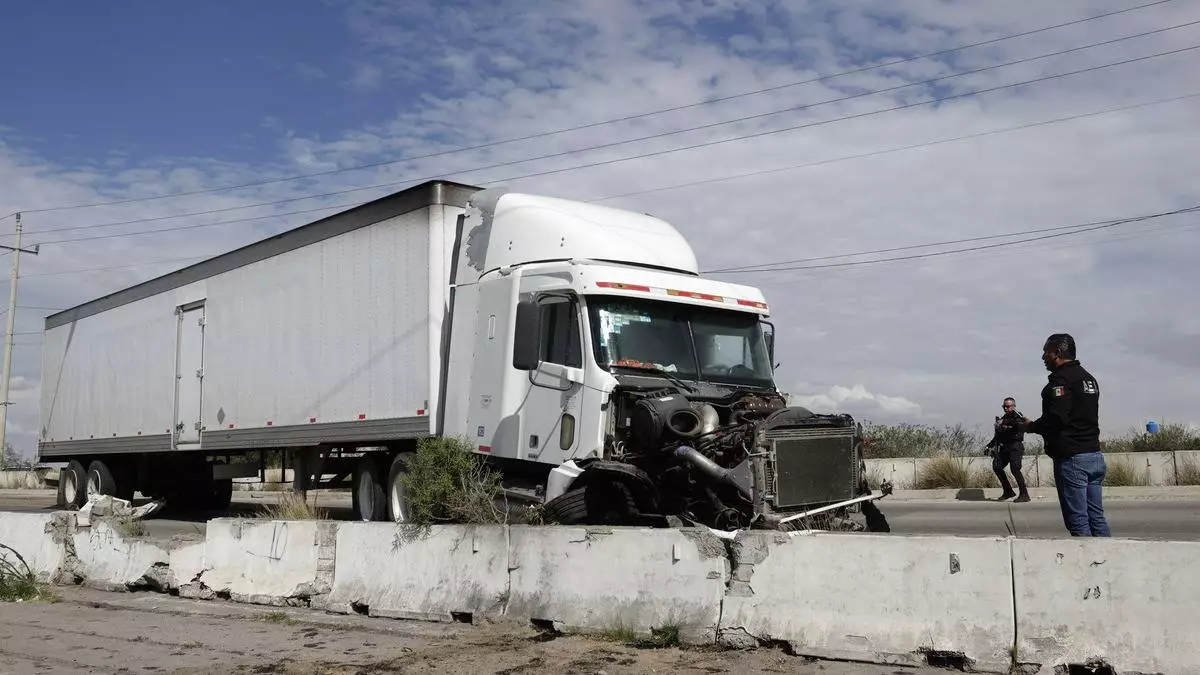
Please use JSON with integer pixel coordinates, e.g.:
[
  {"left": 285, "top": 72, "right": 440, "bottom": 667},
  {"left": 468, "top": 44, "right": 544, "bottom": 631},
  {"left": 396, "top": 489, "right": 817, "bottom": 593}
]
[{"left": 539, "top": 299, "right": 582, "bottom": 368}]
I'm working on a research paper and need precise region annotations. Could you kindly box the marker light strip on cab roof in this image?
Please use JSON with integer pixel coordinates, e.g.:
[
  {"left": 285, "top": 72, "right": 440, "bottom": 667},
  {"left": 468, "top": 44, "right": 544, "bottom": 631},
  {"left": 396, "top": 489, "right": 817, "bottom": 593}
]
[{"left": 594, "top": 281, "right": 768, "bottom": 311}]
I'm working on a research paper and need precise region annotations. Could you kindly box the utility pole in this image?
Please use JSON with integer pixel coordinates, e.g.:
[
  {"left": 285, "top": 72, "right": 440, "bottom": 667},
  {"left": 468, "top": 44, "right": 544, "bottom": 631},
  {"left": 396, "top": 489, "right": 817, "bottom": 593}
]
[{"left": 0, "top": 213, "right": 40, "bottom": 467}]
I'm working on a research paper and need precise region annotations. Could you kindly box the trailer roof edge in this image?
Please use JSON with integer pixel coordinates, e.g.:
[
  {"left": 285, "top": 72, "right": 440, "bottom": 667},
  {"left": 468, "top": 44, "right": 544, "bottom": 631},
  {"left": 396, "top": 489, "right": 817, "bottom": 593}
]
[{"left": 44, "top": 179, "right": 482, "bottom": 331}]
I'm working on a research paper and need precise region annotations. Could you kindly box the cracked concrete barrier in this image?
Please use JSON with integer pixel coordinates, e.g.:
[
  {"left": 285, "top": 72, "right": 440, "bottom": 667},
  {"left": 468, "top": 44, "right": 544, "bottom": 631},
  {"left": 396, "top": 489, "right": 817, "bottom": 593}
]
[
  {"left": 506, "top": 525, "right": 728, "bottom": 644},
  {"left": 1013, "top": 538, "right": 1200, "bottom": 674},
  {"left": 193, "top": 518, "right": 336, "bottom": 607},
  {"left": 71, "top": 519, "right": 176, "bottom": 592},
  {"left": 316, "top": 523, "right": 509, "bottom": 622},
  {"left": 719, "top": 532, "right": 1014, "bottom": 672},
  {"left": 0, "top": 512, "right": 65, "bottom": 582}
]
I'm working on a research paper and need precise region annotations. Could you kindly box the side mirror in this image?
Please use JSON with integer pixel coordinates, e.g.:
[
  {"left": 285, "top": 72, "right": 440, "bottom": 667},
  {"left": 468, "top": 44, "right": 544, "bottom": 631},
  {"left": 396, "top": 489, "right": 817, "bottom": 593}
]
[{"left": 513, "top": 300, "right": 541, "bottom": 371}]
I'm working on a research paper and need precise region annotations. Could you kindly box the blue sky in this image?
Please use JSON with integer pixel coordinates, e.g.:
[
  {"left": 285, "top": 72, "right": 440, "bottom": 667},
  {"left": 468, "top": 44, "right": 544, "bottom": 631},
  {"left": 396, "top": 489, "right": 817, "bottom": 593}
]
[{"left": 1, "top": 0, "right": 1199, "bottom": 456}]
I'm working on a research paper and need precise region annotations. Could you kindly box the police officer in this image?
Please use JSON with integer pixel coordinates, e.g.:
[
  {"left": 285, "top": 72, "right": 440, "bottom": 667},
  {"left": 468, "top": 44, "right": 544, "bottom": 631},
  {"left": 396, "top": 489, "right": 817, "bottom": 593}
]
[
  {"left": 1018, "top": 333, "right": 1111, "bottom": 537},
  {"left": 985, "top": 397, "right": 1029, "bottom": 502}
]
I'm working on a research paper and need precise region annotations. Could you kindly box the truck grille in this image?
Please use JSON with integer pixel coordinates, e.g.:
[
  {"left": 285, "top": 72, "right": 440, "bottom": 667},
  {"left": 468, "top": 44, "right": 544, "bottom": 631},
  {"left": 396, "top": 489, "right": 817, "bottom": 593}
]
[{"left": 766, "top": 426, "right": 860, "bottom": 509}]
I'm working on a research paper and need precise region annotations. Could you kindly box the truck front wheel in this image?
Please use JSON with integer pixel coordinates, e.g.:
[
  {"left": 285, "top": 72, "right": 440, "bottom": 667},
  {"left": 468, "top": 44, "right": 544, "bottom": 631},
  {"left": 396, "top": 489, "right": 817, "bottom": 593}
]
[{"left": 543, "top": 481, "right": 637, "bottom": 525}]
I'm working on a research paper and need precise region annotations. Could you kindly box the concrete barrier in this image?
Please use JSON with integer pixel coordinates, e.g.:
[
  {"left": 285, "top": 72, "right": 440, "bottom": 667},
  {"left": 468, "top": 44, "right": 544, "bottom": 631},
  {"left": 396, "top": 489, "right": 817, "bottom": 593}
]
[
  {"left": 317, "top": 523, "right": 509, "bottom": 622},
  {"left": 0, "top": 512, "right": 64, "bottom": 582},
  {"left": 193, "top": 518, "right": 336, "bottom": 606},
  {"left": 718, "top": 531, "right": 1015, "bottom": 672},
  {"left": 1013, "top": 538, "right": 1200, "bottom": 674},
  {"left": 506, "top": 525, "right": 727, "bottom": 644},
  {"left": 864, "top": 458, "right": 916, "bottom": 490},
  {"left": 71, "top": 519, "right": 173, "bottom": 592}
]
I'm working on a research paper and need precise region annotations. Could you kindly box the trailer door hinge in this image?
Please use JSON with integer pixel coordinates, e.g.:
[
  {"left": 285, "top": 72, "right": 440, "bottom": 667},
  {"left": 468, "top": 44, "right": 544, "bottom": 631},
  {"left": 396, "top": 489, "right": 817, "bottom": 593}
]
[
  {"left": 195, "top": 368, "right": 204, "bottom": 378},
  {"left": 198, "top": 317, "right": 206, "bottom": 327}
]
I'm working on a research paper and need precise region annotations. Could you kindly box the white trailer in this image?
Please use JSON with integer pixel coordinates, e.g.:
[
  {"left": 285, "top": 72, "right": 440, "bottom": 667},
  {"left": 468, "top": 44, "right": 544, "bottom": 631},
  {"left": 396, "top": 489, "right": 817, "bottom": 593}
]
[{"left": 38, "top": 180, "right": 889, "bottom": 530}]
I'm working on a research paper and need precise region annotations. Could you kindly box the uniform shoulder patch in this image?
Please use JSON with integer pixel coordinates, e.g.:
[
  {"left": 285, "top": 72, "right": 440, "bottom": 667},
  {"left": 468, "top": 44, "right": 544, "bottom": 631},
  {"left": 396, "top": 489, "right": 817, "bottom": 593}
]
[
  {"left": 1082, "top": 379, "right": 1098, "bottom": 394},
  {"left": 1052, "top": 386, "right": 1066, "bottom": 397}
]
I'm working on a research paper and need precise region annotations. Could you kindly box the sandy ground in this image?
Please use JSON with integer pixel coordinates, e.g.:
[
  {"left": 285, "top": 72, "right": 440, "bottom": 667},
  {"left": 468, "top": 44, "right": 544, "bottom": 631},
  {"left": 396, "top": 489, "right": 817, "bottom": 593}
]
[{"left": 0, "top": 587, "right": 948, "bottom": 675}]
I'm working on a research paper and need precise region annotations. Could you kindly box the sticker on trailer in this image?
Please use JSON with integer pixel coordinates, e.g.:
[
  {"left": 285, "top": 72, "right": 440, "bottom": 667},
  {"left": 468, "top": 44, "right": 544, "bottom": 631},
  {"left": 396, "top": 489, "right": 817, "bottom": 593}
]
[{"left": 477, "top": 425, "right": 485, "bottom": 438}]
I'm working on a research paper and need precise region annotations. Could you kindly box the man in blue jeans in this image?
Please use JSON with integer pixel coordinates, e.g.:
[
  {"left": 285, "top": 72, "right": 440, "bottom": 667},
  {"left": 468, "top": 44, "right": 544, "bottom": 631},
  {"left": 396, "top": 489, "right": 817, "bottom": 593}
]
[{"left": 1019, "top": 333, "right": 1111, "bottom": 537}]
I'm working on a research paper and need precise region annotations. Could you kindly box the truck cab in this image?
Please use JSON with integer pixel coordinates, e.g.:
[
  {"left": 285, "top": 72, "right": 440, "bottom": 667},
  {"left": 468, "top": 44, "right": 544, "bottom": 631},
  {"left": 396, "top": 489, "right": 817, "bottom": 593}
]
[{"left": 442, "top": 188, "right": 887, "bottom": 532}]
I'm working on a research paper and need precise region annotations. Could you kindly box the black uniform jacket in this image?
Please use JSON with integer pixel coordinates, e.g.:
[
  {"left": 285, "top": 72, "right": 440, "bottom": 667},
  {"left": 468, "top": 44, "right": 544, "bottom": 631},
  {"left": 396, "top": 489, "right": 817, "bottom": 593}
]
[{"left": 1027, "top": 360, "right": 1100, "bottom": 459}]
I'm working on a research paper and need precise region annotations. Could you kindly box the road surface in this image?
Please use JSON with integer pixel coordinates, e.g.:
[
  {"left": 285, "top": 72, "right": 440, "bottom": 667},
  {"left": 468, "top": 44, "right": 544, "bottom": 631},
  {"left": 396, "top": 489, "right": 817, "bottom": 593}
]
[
  {"left": 0, "top": 586, "right": 946, "bottom": 675},
  {"left": 2, "top": 489, "right": 1199, "bottom": 540}
]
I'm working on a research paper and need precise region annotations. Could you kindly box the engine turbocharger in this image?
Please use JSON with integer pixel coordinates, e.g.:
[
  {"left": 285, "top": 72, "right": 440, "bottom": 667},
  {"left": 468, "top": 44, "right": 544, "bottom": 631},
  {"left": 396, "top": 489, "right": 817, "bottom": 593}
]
[{"left": 630, "top": 394, "right": 719, "bottom": 449}]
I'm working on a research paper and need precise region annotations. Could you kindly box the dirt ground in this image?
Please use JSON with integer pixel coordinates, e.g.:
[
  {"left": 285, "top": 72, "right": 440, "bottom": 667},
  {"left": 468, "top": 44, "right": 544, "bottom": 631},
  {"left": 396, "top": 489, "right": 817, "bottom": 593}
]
[{"left": 0, "top": 587, "right": 948, "bottom": 675}]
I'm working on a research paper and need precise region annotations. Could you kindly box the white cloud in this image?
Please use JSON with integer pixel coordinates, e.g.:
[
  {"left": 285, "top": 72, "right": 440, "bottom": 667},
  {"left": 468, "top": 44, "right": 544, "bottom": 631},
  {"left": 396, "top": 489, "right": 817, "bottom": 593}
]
[
  {"left": 789, "top": 384, "right": 922, "bottom": 419},
  {"left": 2, "top": 0, "right": 1199, "bottom": 456}
]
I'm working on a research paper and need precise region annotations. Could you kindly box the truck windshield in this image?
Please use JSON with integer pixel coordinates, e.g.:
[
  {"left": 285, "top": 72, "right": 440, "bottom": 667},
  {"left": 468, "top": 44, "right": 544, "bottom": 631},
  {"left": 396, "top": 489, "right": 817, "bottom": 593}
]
[{"left": 587, "top": 296, "right": 774, "bottom": 388}]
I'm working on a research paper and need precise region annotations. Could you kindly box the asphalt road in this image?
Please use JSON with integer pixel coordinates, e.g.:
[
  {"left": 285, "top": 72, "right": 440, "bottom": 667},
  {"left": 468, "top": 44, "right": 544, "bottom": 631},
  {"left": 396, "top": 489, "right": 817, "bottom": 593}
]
[
  {"left": 0, "top": 587, "right": 947, "bottom": 675},
  {"left": 2, "top": 489, "right": 1199, "bottom": 540}
]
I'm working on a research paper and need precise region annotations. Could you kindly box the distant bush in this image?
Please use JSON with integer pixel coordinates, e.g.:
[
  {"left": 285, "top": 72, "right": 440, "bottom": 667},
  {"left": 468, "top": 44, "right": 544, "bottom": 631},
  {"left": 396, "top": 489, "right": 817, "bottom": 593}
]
[
  {"left": 861, "top": 422, "right": 988, "bottom": 459},
  {"left": 1101, "top": 423, "right": 1200, "bottom": 454}
]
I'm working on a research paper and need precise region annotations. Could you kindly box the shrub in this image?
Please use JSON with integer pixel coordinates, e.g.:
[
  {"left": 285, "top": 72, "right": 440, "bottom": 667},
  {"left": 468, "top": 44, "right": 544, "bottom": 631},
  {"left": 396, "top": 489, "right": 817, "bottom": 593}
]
[
  {"left": 1102, "top": 423, "right": 1200, "bottom": 454},
  {"left": 1176, "top": 455, "right": 1200, "bottom": 486},
  {"left": 1, "top": 544, "right": 55, "bottom": 603},
  {"left": 861, "top": 422, "right": 988, "bottom": 459},
  {"left": 257, "top": 490, "right": 329, "bottom": 520},
  {"left": 400, "top": 436, "right": 507, "bottom": 525},
  {"left": 912, "top": 456, "right": 998, "bottom": 490},
  {"left": 1103, "top": 457, "right": 1149, "bottom": 487}
]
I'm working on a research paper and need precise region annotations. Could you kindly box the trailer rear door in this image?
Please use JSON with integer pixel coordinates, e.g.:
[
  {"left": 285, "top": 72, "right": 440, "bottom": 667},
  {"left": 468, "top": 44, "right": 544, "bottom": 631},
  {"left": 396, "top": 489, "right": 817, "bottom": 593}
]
[{"left": 174, "top": 302, "right": 206, "bottom": 448}]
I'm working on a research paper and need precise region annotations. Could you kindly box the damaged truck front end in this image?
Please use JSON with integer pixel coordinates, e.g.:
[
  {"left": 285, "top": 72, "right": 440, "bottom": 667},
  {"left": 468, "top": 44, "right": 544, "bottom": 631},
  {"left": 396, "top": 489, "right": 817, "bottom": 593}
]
[{"left": 538, "top": 292, "right": 891, "bottom": 534}]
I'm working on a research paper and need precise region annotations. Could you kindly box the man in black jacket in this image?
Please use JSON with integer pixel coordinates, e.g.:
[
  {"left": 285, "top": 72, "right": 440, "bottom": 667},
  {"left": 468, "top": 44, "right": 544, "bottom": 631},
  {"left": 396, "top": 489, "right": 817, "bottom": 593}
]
[
  {"left": 986, "top": 397, "right": 1029, "bottom": 502},
  {"left": 1019, "top": 333, "right": 1111, "bottom": 537}
]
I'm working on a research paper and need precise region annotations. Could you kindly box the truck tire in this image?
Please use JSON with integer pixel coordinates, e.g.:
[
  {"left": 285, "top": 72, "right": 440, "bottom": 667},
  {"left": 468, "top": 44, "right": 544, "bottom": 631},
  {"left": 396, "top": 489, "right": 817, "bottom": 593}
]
[
  {"left": 86, "top": 460, "right": 118, "bottom": 501},
  {"left": 543, "top": 481, "right": 637, "bottom": 525},
  {"left": 61, "top": 460, "right": 88, "bottom": 508},
  {"left": 385, "top": 453, "right": 413, "bottom": 523},
  {"left": 353, "top": 455, "right": 387, "bottom": 522},
  {"left": 207, "top": 477, "right": 234, "bottom": 511}
]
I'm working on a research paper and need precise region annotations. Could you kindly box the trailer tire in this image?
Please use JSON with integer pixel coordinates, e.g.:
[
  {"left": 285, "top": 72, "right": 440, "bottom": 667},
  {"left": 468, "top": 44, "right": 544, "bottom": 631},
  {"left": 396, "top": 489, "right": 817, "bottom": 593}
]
[
  {"left": 61, "top": 460, "right": 88, "bottom": 508},
  {"left": 208, "top": 478, "right": 234, "bottom": 511},
  {"left": 543, "top": 481, "right": 637, "bottom": 525},
  {"left": 385, "top": 453, "right": 413, "bottom": 523},
  {"left": 86, "top": 460, "right": 118, "bottom": 501},
  {"left": 353, "top": 455, "right": 387, "bottom": 522}
]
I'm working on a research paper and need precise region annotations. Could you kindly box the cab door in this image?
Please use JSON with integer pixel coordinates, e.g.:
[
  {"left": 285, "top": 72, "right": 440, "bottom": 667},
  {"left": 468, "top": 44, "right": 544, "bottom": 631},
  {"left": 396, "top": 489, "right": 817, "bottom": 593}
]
[{"left": 518, "top": 292, "right": 586, "bottom": 464}]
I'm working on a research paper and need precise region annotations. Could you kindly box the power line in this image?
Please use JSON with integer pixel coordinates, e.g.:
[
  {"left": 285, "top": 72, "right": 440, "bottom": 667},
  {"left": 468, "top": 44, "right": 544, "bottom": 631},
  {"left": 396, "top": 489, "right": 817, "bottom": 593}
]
[
  {"left": 748, "top": 217, "right": 1200, "bottom": 286},
  {"left": 706, "top": 189, "right": 1200, "bottom": 273},
  {"left": 591, "top": 91, "right": 1200, "bottom": 205},
  {"left": 28, "top": 201, "right": 352, "bottom": 238},
  {"left": 13, "top": 0, "right": 1178, "bottom": 217},
  {"left": 28, "top": 42, "right": 1200, "bottom": 247},
  {"left": 711, "top": 204, "right": 1200, "bottom": 275},
  {"left": 23, "top": 255, "right": 212, "bottom": 279}
]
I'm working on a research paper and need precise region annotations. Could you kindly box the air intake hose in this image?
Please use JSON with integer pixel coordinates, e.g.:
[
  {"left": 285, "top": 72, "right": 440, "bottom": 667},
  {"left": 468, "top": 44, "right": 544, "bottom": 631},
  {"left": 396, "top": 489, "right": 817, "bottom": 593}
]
[{"left": 675, "top": 445, "right": 749, "bottom": 498}]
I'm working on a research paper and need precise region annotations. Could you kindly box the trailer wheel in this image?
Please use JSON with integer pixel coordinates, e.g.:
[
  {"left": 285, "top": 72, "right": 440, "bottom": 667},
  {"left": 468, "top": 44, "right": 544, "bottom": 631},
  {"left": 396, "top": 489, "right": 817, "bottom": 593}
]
[
  {"left": 385, "top": 453, "right": 413, "bottom": 523},
  {"left": 86, "top": 460, "right": 118, "bottom": 501},
  {"left": 207, "top": 478, "right": 234, "bottom": 511},
  {"left": 353, "top": 455, "right": 387, "bottom": 521},
  {"left": 61, "top": 460, "right": 88, "bottom": 508}
]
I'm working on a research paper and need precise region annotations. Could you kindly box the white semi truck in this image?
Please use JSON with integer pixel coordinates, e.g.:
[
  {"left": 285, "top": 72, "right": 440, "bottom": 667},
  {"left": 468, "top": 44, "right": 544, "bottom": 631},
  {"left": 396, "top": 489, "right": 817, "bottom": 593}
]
[{"left": 37, "top": 180, "right": 890, "bottom": 531}]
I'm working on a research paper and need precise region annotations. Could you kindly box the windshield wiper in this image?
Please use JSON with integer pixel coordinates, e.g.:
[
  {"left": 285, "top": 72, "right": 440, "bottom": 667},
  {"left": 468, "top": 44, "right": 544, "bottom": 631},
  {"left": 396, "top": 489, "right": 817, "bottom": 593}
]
[{"left": 610, "top": 363, "right": 697, "bottom": 393}]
